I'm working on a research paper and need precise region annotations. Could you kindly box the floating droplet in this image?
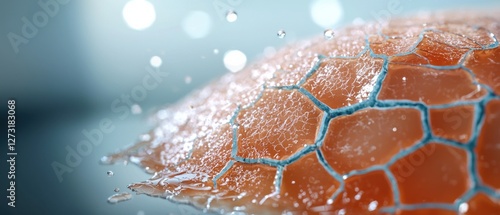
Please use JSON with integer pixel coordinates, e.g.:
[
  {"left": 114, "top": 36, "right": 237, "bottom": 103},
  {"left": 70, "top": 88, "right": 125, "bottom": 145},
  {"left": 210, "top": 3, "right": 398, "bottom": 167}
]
[
  {"left": 277, "top": 30, "right": 286, "bottom": 39},
  {"left": 185, "top": 76, "right": 192, "bottom": 84},
  {"left": 392, "top": 127, "right": 397, "bottom": 132},
  {"left": 107, "top": 192, "right": 132, "bottom": 204},
  {"left": 402, "top": 76, "right": 407, "bottom": 81},
  {"left": 324, "top": 29, "right": 335, "bottom": 40},
  {"left": 226, "top": 10, "right": 238, "bottom": 22},
  {"left": 131, "top": 104, "right": 142, "bottom": 115},
  {"left": 326, "top": 199, "right": 334, "bottom": 205},
  {"left": 150, "top": 56, "right": 162, "bottom": 68},
  {"left": 342, "top": 175, "right": 348, "bottom": 180},
  {"left": 213, "top": 49, "right": 219, "bottom": 54},
  {"left": 114, "top": 188, "right": 120, "bottom": 192},
  {"left": 223, "top": 50, "right": 247, "bottom": 73},
  {"left": 107, "top": 171, "right": 114, "bottom": 177}
]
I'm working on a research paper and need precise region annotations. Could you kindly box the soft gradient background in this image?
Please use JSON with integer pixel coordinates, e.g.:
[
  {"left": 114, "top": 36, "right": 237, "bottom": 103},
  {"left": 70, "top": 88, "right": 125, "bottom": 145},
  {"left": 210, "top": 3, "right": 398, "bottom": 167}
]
[{"left": 1, "top": 0, "right": 499, "bottom": 214}]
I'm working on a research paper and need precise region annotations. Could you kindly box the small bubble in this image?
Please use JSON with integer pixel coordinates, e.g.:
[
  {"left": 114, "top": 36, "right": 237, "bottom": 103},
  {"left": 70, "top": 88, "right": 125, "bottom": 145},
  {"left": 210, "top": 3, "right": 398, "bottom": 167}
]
[
  {"left": 342, "top": 175, "right": 348, "bottom": 180},
  {"left": 324, "top": 29, "right": 335, "bottom": 40},
  {"left": 277, "top": 29, "right": 286, "bottom": 39},
  {"left": 392, "top": 127, "right": 397, "bottom": 132},
  {"left": 184, "top": 76, "right": 192, "bottom": 84},
  {"left": 107, "top": 171, "right": 114, "bottom": 177},
  {"left": 326, "top": 199, "right": 334, "bottom": 205},
  {"left": 402, "top": 77, "right": 407, "bottom": 81},
  {"left": 131, "top": 104, "right": 142, "bottom": 115},
  {"left": 226, "top": 10, "right": 238, "bottom": 22},
  {"left": 114, "top": 188, "right": 120, "bottom": 192},
  {"left": 291, "top": 180, "right": 296, "bottom": 184},
  {"left": 213, "top": 49, "right": 219, "bottom": 54}
]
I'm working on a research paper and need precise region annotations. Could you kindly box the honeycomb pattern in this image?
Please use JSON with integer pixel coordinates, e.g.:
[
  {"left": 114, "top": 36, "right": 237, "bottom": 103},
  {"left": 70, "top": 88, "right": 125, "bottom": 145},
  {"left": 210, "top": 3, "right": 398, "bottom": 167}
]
[{"left": 108, "top": 12, "right": 500, "bottom": 214}]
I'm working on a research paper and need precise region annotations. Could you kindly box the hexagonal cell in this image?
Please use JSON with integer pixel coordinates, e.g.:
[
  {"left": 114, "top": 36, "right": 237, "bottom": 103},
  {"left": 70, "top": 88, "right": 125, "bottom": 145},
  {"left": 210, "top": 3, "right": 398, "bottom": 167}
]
[
  {"left": 308, "top": 25, "right": 374, "bottom": 57},
  {"left": 464, "top": 192, "right": 500, "bottom": 215},
  {"left": 279, "top": 151, "right": 340, "bottom": 210},
  {"left": 413, "top": 33, "right": 470, "bottom": 66},
  {"left": 369, "top": 35, "right": 419, "bottom": 56},
  {"left": 476, "top": 99, "right": 500, "bottom": 190},
  {"left": 429, "top": 105, "right": 475, "bottom": 143},
  {"left": 236, "top": 89, "right": 323, "bottom": 160},
  {"left": 432, "top": 24, "right": 496, "bottom": 48},
  {"left": 390, "top": 143, "right": 469, "bottom": 204},
  {"left": 378, "top": 64, "right": 486, "bottom": 105},
  {"left": 302, "top": 53, "right": 384, "bottom": 109},
  {"left": 464, "top": 47, "right": 500, "bottom": 95},
  {"left": 177, "top": 124, "right": 233, "bottom": 176},
  {"left": 214, "top": 162, "right": 276, "bottom": 208},
  {"left": 321, "top": 108, "right": 423, "bottom": 174},
  {"left": 396, "top": 208, "right": 456, "bottom": 215},
  {"left": 332, "top": 170, "right": 394, "bottom": 214}
]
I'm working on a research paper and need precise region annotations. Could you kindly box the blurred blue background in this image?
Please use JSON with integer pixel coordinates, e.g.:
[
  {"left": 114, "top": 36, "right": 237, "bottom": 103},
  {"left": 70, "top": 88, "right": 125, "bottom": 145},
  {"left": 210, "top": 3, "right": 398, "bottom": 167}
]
[{"left": 1, "top": 0, "right": 499, "bottom": 214}]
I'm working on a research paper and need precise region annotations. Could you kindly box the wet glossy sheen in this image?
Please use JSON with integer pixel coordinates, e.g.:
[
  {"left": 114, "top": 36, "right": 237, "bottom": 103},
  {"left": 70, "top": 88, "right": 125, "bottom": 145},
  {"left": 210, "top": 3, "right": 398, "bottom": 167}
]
[{"left": 105, "top": 10, "right": 500, "bottom": 215}]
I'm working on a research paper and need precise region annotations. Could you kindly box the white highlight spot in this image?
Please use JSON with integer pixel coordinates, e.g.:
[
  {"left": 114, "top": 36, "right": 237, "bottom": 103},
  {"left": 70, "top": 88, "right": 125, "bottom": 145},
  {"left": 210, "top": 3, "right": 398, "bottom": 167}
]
[
  {"left": 368, "top": 201, "right": 378, "bottom": 211},
  {"left": 122, "top": 0, "right": 156, "bottom": 30},
  {"left": 226, "top": 10, "right": 238, "bottom": 22},
  {"left": 182, "top": 11, "right": 212, "bottom": 39},
  {"left": 223, "top": 50, "right": 247, "bottom": 73},
  {"left": 263, "top": 46, "right": 276, "bottom": 58},
  {"left": 131, "top": 104, "right": 142, "bottom": 114},
  {"left": 310, "top": 0, "right": 343, "bottom": 28},
  {"left": 150, "top": 56, "right": 162, "bottom": 68},
  {"left": 459, "top": 202, "right": 469, "bottom": 214}
]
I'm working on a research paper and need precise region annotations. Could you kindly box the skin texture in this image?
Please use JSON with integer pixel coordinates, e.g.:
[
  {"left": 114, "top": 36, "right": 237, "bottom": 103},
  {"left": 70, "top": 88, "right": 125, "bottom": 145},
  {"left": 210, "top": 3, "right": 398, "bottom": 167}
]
[{"left": 104, "top": 10, "right": 500, "bottom": 215}]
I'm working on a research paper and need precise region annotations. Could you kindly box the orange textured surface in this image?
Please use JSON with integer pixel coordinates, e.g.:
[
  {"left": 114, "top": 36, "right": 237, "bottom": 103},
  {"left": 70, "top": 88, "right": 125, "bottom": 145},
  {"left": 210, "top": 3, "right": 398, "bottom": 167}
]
[{"left": 105, "top": 11, "right": 500, "bottom": 215}]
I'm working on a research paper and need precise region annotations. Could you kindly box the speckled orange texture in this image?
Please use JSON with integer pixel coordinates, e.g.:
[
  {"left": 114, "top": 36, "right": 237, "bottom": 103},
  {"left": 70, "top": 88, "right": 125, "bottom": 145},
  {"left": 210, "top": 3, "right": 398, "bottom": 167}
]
[{"left": 105, "top": 11, "right": 500, "bottom": 215}]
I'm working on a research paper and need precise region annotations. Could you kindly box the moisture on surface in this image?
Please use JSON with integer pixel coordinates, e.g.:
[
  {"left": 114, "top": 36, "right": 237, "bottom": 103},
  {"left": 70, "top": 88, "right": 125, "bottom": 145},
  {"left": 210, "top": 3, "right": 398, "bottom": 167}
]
[{"left": 103, "top": 10, "right": 500, "bottom": 214}]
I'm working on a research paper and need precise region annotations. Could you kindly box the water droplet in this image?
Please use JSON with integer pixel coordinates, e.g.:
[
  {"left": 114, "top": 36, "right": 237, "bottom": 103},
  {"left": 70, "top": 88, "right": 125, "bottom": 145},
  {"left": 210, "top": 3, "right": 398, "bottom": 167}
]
[
  {"left": 213, "top": 49, "right": 219, "bottom": 54},
  {"left": 131, "top": 104, "right": 142, "bottom": 115},
  {"left": 342, "top": 175, "right": 348, "bottom": 180},
  {"left": 368, "top": 201, "right": 378, "bottom": 211},
  {"left": 291, "top": 180, "right": 296, "bottom": 184},
  {"left": 326, "top": 199, "right": 334, "bottom": 205},
  {"left": 459, "top": 202, "right": 469, "bottom": 214},
  {"left": 293, "top": 202, "right": 299, "bottom": 207},
  {"left": 402, "top": 76, "right": 407, "bottom": 81},
  {"left": 184, "top": 76, "right": 192, "bottom": 84},
  {"left": 392, "top": 127, "right": 397, "bottom": 132},
  {"left": 277, "top": 29, "right": 286, "bottom": 38},
  {"left": 114, "top": 188, "right": 120, "bottom": 192},
  {"left": 370, "top": 157, "right": 375, "bottom": 162},
  {"left": 233, "top": 206, "right": 246, "bottom": 211},
  {"left": 107, "top": 192, "right": 132, "bottom": 204},
  {"left": 338, "top": 209, "right": 346, "bottom": 215},
  {"left": 226, "top": 10, "right": 238, "bottom": 22},
  {"left": 150, "top": 56, "right": 162, "bottom": 68},
  {"left": 140, "top": 134, "right": 151, "bottom": 141},
  {"left": 100, "top": 156, "right": 112, "bottom": 165},
  {"left": 324, "top": 29, "right": 335, "bottom": 40},
  {"left": 107, "top": 171, "right": 114, "bottom": 176},
  {"left": 223, "top": 50, "right": 247, "bottom": 73}
]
